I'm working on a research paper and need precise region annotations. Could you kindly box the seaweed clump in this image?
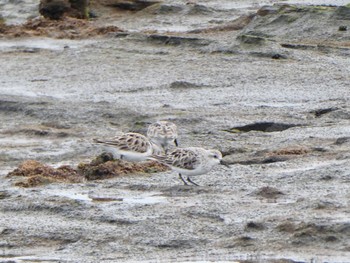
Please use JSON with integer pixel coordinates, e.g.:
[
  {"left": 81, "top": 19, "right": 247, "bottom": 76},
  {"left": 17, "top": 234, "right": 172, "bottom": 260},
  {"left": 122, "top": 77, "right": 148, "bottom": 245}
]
[
  {"left": 77, "top": 153, "right": 169, "bottom": 180},
  {"left": 7, "top": 153, "right": 169, "bottom": 187},
  {"left": 7, "top": 160, "right": 85, "bottom": 187}
]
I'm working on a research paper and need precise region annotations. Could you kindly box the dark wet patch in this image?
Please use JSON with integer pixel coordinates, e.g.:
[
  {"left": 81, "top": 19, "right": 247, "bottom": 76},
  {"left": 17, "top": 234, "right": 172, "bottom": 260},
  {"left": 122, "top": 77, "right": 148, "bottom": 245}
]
[
  {"left": 150, "top": 4, "right": 184, "bottom": 15},
  {"left": 255, "top": 186, "right": 285, "bottom": 199},
  {"left": 187, "top": 4, "right": 213, "bottom": 15},
  {"left": 41, "top": 121, "right": 72, "bottom": 129},
  {"left": 224, "top": 145, "right": 313, "bottom": 166},
  {"left": 3, "top": 127, "right": 71, "bottom": 138},
  {"left": 319, "top": 175, "right": 333, "bottom": 181},
  {"left": 332, "top": 6, "right": 350, "bottom": 20},
  {"left": 281, "top": 43, "right": 319, "bottom": 51},
  {"left": 0, "top": 228, "right": 15, "bottom": 235},
  {"left": 334, "top": 137, "right": 350, "bottom": 145},
  {"left": 250, "top": 52, "right": 288, "bottom": 59},
  {"left": 0, "top": 100, "right": 49, "bottom": 114},
  {"left": 245, "top": 221, "right": 265, "bottom": 231},
  {"left": 154, "top": 239, "right": 207, "bottom": 249},
  {"left": 313, "top": 200, "right": 342, "bottom": 210},
  {"left": 108, "top": 0, "right": 160, "bottom": 11},
  {"left": 0, "top": 191, "right": 11, "bottom": 199},
  {"left": 310, "top": 107, "right": 338, "bottom": 117},
  {"left": 226, "top": 122, "right": 299, "bottom": 133},
  {"left": 291, "top": 222, "right": 350, "bottom": 245},
  {"left": 168, "top": 81, "right": 205, "bottom": 90},
  {"left": 221, "top": 147, "right": 247, "bottom": 157},
  {"left": 234, "top": 236, "right": 254, "bottom": 247},
  {"left": 147, "top": 34, "right": 211, "bottom": 46},
  {"left": 97, "top": 217, "right": 136, "bottom": 225},
  {"left": 91, "top": 197, "right": 123, "bottom": 202},
  {"left": 277, "top": 221, "right": 296, "bottom": 233},
  {"left": 238, "top": 34, "right": 267, "bottom": 45},
  {"left": 225, "top": 154, "right": 289, "bottom": 165},
  {"left": 260, "top": 156, "right": 289, "bottom": 164},
  {"left": 328, "top": 110, "right": 350, "bottom": 120},
  {"left": 270, "top": 147, "right": 310, "bottom": 156}
]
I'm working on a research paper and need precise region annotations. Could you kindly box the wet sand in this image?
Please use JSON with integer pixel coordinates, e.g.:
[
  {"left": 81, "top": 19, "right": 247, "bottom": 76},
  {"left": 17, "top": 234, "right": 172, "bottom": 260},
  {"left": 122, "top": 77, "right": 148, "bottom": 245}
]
[{"left": 0, "top": 0, "right": 350, "bottom": 262}]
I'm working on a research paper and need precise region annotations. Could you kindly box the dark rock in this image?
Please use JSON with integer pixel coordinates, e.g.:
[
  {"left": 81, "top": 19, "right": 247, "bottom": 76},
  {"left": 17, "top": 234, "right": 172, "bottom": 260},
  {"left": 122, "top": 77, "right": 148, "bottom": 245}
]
[
  {"left": 271, "top": 53, "right": 287, "bottom": 59},
  {"left": 168, "top": 81, "right": 203, "bottom": 90},
  {"left": 262, "top": 156, "right": 289, "bottom": 164},
  {"left": 250, "top": 51, "right": 288, "bottom": 59},
  {"left": 245, "top": 221, "right": 265, "bottom": 231},
  {"left": 338, "top": 25, "right": 347, "bottom": 31},
  {"left": 310, "top": 107, "right": 337, "bottom": 117},
  {"left": 106, "top": 0, "right": 160, "bottom": 11},
  {"left": 227, "top": 122, "right": 299, "bottom": 133}
]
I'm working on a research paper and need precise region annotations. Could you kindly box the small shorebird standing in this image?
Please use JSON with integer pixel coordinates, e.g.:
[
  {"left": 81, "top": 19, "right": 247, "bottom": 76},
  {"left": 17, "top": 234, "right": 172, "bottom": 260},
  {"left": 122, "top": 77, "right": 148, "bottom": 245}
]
[
  {"left": 150, "top": 147, "right": 226, "bottom": 186},
  {"left": 93, "top": 121, "right": 178, "bottom": 162},
  {"left": 93, "top": 132, "right": 163, "bottom": 162},
  {"left": 147, "top": 121, "right": 179, "bottom": 151}
]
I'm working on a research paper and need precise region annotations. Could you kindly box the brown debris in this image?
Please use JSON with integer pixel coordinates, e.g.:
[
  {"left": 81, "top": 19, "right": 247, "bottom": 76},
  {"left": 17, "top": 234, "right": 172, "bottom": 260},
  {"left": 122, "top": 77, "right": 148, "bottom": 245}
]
[
  {"left": 77, "top": 153, "right": 169, "bottom": 180},
  {"left": 7, "top": 154, "right": 169, "bottom": 187},
  {"left": 0, "top": 17, "right": 123, "bottom": 39},
  {"left": 255, "top": 186, "right": 284, "bottom": 199},
  {"left": 7, "top": 160, "right": 85, "bottom": 187},
  {"left": 270, "top": 147, "right": 310, "bottom": 156}
]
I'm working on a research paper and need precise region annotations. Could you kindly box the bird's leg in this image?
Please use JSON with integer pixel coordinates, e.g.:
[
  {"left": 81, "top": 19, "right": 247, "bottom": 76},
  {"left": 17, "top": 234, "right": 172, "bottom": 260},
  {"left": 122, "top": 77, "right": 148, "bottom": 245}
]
[
  {"left": 179, "top": 173, "right": 188, "bottom": 185},
  {"left": 186, "top": 176, "right": 200, "bottom": 186},
  {"left": 174, "top": 139, "right": 179, "bottom": 147},
  {"left": 120, "top": 154, "right": 124, "bottom": 160}
]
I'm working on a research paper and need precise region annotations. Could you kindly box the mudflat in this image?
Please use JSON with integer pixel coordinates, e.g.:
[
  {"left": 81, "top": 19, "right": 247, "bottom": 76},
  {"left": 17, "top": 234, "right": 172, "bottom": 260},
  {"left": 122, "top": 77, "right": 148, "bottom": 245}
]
[{"left": 0, "top": 1, "right": 349, "bottom": 262}]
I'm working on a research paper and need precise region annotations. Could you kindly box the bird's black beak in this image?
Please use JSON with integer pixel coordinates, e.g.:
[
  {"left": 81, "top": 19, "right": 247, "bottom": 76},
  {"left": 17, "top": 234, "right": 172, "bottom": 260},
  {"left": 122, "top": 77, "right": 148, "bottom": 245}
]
[
  {"left": 220, "top": 160, "right": 230, "bottom": 167},
  {"left": 174, "top": 139, "right": 179, "bottom": 147}
]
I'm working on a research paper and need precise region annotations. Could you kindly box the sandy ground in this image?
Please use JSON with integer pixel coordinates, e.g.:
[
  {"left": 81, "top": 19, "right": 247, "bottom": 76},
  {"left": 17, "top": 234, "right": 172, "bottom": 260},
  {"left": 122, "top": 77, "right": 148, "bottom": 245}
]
[{"left": 0, "top": 0, "right": 350, "bottom": 262}]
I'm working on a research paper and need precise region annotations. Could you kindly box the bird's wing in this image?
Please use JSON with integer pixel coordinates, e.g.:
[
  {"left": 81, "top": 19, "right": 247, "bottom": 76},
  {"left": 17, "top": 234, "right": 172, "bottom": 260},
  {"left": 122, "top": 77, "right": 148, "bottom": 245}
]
[
  {"left": 93, "top": 133, "right": 150, "bottom": 153},
  {"left": 153, "top": 148, "right": 199, "bottom": 170}
]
